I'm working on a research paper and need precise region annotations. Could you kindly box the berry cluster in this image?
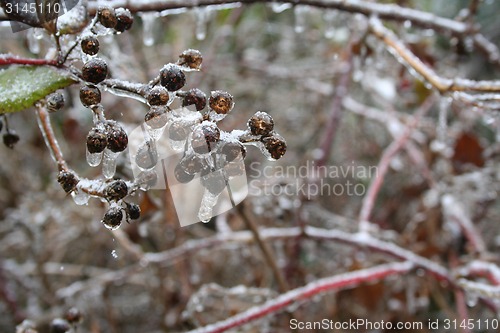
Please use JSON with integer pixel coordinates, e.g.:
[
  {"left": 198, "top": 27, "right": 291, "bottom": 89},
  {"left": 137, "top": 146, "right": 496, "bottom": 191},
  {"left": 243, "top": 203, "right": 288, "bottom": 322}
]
[{"left": 6, "top": 5, "right": 286, "bottom": 229}]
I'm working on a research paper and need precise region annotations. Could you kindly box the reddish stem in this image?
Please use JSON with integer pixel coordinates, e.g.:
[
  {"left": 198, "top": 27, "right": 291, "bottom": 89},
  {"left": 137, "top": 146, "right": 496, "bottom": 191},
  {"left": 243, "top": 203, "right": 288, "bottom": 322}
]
[
  {"left": 0, "top": 56, "right": 59, "bottom": 67},
  {"left": 187, "top": 261, "right": 413, "bottom": 333}
]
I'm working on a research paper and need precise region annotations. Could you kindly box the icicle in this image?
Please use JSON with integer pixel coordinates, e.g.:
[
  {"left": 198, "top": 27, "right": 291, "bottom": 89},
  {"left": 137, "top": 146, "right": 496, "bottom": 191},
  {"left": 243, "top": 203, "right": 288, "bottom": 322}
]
[
  {"left": 71, "top": 191, "right": 90, "bottom": 206},
  {"left": 323, "top": 10, "right": 337, "bottom": 39},
  {"left": 86, "top": 148, "right": 103, "bottom": 167},
  {"left": 198, "top": 189, "right": 220, "bottom": 222},
  {"left": 27, "top": 31, "right": 40, "bottom": 54},
  {"left": 140, "top": 12, "right": 158, "bottom": 46},
  {"left": 102, "top": 149, "right": 119, "bottom": 179},
  {"left": 145, "top": 122, "right": 167, "bottom": 141},
  {"left": 195, "top": 7, "right": 209, "bottom": 41},
  {"left": 271, "top": 2, "right": 292, "bottom": 13},
  {"left": 207, "top": 110, "right": 227, "bottom": 122},
  {"left": 294, "top": 5, "right": 308, "bottom": 34},
  {"left": 135, "top": 140, "right": 158, "bottom": 170},
  {"left": 465, "top": 290, "right": 479, "bottom": 307},
  {"left": 438, "top": 97, "right": 450, "bottom": 144}
]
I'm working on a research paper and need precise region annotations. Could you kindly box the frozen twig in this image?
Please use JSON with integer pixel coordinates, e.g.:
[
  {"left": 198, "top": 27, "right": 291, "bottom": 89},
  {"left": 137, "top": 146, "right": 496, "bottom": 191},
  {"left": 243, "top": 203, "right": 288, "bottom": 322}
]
[
  {"left": 0, "top": 54, "right": 59, "bottom": 67},
  {"left": 358, "top": 95, "right": 434, "bottom": 233},
  {"left": 35, "top": 104, "right": 69, "bottom": 172},
  {"left": 187, "top": 261, "right": 414, "bottom": 333},
  {"left": 441, "top": 194, "right": 487, "bottom": 254},
  {"left": 369, "top": 17, "right": 500, "bottom": 93}
]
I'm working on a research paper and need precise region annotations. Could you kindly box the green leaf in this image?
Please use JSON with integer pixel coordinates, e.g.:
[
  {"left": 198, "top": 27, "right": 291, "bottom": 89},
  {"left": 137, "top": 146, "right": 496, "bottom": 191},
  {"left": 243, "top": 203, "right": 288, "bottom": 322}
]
[{"left": 0, "top": 66, "right": 76, "bottom": 114}]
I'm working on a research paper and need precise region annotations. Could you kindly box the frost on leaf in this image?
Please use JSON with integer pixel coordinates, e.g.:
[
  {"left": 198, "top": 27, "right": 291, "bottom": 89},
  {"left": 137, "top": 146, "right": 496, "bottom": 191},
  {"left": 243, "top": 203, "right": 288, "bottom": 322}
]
[{"left": 0, "top": 66, "right": 76, "bottom": 114}]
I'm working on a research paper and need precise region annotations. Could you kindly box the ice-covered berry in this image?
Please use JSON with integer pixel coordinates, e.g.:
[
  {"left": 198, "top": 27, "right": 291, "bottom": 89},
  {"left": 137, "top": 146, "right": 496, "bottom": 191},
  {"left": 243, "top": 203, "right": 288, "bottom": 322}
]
[
  {"left": 3, "top": 131, "right": 20, "bottom": 149},
  {"left": 105, "top": 122, "right": 128, "bottom": 152},
  {"left": 147, "top": 86, "right": 169, "bottom": 106},
  {"left": 79, "top": 85, "right": 101, "bottom": 107},
  {"left": 81, "top": 35, "right": 99, "bottom": 55},
  {"left": 98, "top": 6, "right": 117, "bottom": 29},
  {"left": 262, "top": 135, "right": 287, "bottom": 160},
  {"left": 248, "top": 111, "right": 274, "bottom": 136},
  {"left": 102, "top": 206, "right": 123, "bottom": 230},
  {"left": 144, "top": 107, "right": 168, "bottom": 129},
  {"left": 182, "top": 88, "right": 206, "bottom": 111},
  {"left": 174, "top": 162, "right": 195, "bottom": 183},
  {"left": 57, "top": 170, "right": 79, "bottom": 193},
  {"left": 191, "top": 123, "right": 220, "bottom": 154},
  {"left": 86, "top": 127, "right": 107, "bottom": 153},
  {"left": 178, "top": 49, "right": 203, "bottom": 70},
  {"left": 46, "top": 92, "right": 65, "bottom": 112},
  {"left": 126, "top": 202, "right": 141, "bottom": 220},
  {"left": 105, "top": 179, "right": 128, "bottom": 201},
  {"left": 160, "top": 64, "right": 186, "bottom": 91},
  {"left": 209, "top": 90, "right": 234, "bottom": 115},
  {"left": 50, "top": 319, "right": 71, "bottom": 333},
  {"left": 82, "top": 58, "right": 108, "bottom": 84},
  {"left": 115, "top": 8, "right": 134, "bottom": 32}
]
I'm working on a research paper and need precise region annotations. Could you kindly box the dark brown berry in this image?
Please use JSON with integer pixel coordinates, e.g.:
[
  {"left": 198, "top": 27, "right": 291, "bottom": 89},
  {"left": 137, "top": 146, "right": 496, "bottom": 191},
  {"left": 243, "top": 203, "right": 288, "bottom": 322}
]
[
  {"left": 81, "top": 35, "right": 99, "bottom": 55},
  {"left": 3, "top": 131, "right": 20, "bottom": 149},
  {"left": 178, "top": 49, "right": 203, "bottom": 70},
  {"left": 50, "top": 319, "right": 71, "bottom": 333},
  {"left": 262, "top": 135, "right": 286, "bottom": 160},
  {"left": 209, "top": 90, "right": 234, "bottom": 115},
  {"left": 135, "top": 141, "right": 157, "bottom": 170},
  {"left": 80, "top": 85, "right": 101, "bottom": 107},
  {"left": 98, "top": 6, "right": 117, "bottom": 29},
  {"left": 160, "top": 64, "right": 186, "bottom": 92},
  {"left": 102, "top": 206, "right": 123, "bottom": 230},
  {"left": 191, "top": 123, "right": 220, "bottom": 154},
  {"left": 174, "top": 162, "right": 195, "bottom": 183},
  {"left": 46, "top": 92, "right": 65, "bottom": 112},
  {"left": 65, "top": 307, "right": 83, "bottom": 324},
  {"left": 105, "top": 179, "right": 128, "bottom": 201},
  {"left": 147, "top": 86, "right": 169, "bottom": 106},
  {"left": 106, "top": 122, "right": 128, "bottom": 152},
  {"left": 248, "top": 111, "right": 274, "bottom": 136},
  {"left": 144, "top": 107, "right": 168, "bottom": 129},
  {"left": 179, "top": 154, "right": 206, "bottom": 175},
  {"left": 57, "top": 171, "right": 79, "bottom": 193},
  {"left": 86, "top": 127, "right": 107, "bottom": 153},
  {"left": 182, "top": 88, "right": 206, "bottom": 111},
  {"left": 168, "top": 121, "right": 190, "bottom": 141},
  {"left": 126, "top": 202, "right": 141, "bottom": 220},
  {"left": 115, "top": 8, "right": 134, "bottom": 32},
  {"left": 220, "top": 141, "right": 246, "bottom": 162},
  {"left": 82, "top": 58, "right": 108, "bottom": 84}
]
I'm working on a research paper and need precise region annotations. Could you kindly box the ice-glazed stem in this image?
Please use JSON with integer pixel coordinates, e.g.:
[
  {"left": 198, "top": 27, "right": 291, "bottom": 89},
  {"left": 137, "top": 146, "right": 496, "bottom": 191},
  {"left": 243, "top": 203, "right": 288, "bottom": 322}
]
[{"left": 187, "top": 261, "right": 413, "bottom": 333}]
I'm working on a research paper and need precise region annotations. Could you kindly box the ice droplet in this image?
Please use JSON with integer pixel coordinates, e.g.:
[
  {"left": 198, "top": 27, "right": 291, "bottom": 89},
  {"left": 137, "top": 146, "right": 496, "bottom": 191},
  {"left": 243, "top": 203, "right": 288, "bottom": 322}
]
[
  {"left": 208, "top": 110, "right": 226, "bottom": 122},
  {"left": 71, "top": 191, "right": 90, "bottom": 206},
  {"left": 195, "top": 7, "right": 209, "bottom": 40},
  {"left": 111, "top": 249, "right": 118, "bottom": 259},
  {"left": 27, "top": 31, "right": 40, "bottom": 54},
  {"left": 140, "top": 12, "right": 158, "bottom": 46},
  {"left": 86, "top": 148, "right": 103, "bottom": 167},
  {"left": 102, "top": 149, "right": 119, "bottom": 179},
  {"left": 465, "top": 290, "right": 478, "bottom": 307},
  {"left": 198, "top": 189, "right": 220, "bottom": 222},
  {"left": 294, "top": 5, "right": 308, "bottom": 34}
]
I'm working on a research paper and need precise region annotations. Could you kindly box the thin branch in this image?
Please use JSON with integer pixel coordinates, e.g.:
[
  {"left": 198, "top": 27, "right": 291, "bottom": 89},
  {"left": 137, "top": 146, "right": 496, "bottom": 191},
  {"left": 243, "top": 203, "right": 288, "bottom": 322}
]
[
  {"left": 358, "top": 95, "right": 434, "bottom": 232},
  {"left": 0, "top": 55, "right": 59, "bottom": 67},
  {"left": 35, "top": 103, "right": 68, "bottom": 172},
  {"left": 237, "top": 204, "right": 290, "bottom": 293},
  {"left": 369, "top": 17, "right": 500, "bottom": 93},
  {"left": 315, "top": 42, "right": 353, "bottom": 167},
  {"left": 186, "top": 261, "right": 414, "bottom": 333},
  {"left": 83, "top": 0, "right": 470, "bottom": 35}
]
